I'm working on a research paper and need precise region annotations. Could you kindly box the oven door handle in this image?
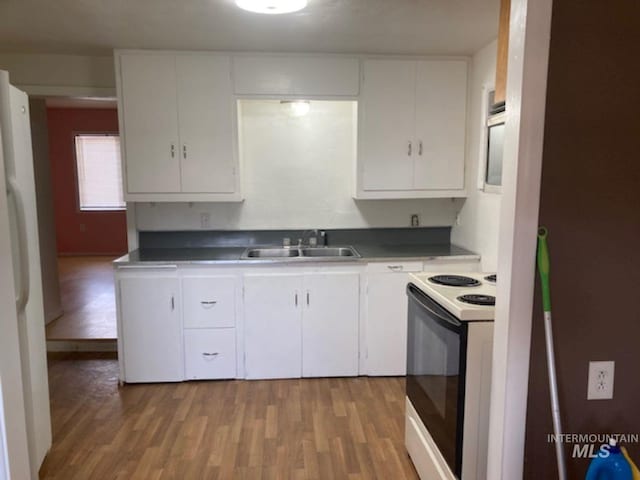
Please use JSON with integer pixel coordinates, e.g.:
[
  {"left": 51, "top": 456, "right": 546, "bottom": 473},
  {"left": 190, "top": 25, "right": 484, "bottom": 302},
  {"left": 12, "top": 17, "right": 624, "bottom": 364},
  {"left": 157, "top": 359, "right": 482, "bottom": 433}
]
[{"left": 407, "top": 283, "right": 462, "bottom": 333}]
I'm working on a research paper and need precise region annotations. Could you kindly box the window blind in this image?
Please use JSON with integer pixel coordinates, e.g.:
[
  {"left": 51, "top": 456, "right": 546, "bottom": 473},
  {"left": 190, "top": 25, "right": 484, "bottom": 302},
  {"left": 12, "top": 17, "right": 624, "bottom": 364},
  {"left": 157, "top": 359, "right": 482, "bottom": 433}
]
[{"left": 75, "top": 134, "right": 125, "bottom": 211}]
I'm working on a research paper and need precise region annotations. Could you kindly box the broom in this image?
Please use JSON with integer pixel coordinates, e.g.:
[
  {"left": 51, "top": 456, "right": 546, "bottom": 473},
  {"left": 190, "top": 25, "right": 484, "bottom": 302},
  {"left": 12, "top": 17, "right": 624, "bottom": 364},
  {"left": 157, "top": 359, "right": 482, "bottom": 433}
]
[{"left": 537, "top": 227, "right": 568, "bottom": 480}]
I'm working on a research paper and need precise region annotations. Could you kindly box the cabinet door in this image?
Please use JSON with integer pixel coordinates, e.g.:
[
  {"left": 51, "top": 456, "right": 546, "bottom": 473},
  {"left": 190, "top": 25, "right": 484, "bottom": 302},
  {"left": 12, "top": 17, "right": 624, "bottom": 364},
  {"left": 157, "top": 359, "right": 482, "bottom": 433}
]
[
  {"left": 360, "top": 60, "right": 416, "bottom": 191},
  {"left": 119, "top": 276, "right": 182, "bottom": 382},
  {"left": 302, "top": 273, "right": 359, "bottom": 377},
  {"left": 413, "top": 60, "right": 467, "bottom": 190},
  {"left": 244, "top": 274, "right": 303, "bottom": 379},
  {"left": 365, "top": 271, "right": 414, "bottom": 376},
  {"left": 119, "top": 54, "right": 181, "bottom": 193},
  {"left": 176, "top": 55, "right": 236, "bottom": 194},
  {"left": 182, "top": 276, "right": 236, "bottom": 328}
]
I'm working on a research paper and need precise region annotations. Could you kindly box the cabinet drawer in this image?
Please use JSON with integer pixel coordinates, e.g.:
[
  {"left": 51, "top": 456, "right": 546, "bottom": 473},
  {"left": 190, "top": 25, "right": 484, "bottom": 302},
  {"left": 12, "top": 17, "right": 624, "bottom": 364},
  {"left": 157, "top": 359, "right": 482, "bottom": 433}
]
[
  {"left": 366, "top": 261, "right": 424, "bottom": 273},
  {"left": 182, "top": 276, "right": 236, "bottom": 328},
  {"left": 184, "top": 328, "right": 236, "bottom": 380},
  {"left": 422, "top": 258, "right": 481, "bottom": 273}
]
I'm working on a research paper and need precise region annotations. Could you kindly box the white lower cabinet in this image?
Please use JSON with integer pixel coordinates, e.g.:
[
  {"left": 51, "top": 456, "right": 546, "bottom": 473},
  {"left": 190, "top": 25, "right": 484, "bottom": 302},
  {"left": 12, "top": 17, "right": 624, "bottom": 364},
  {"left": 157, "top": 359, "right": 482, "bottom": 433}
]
[
  {"left": 364, "top": 259, "right": 480, "bottom": 376},
  {"left": 244, "top": 271, "right": 360, "bottom": 380},
  {"left": 184, "top": 328, "right": 236, "bottom": 380},
  {"left": 116, "top": 257, "right": 480, "bottom": 383},
  {"left": 244, "top": 274, "right": 303, "bottom": 379},
  {"left": 118, "top": 275, "right": 183, "bottom": 383},
  {"left": 302, "top": 273, "right": 359, "bottom": 377},
  {"left": 364, "top": 262, "right": 423, "bottom": 376}
]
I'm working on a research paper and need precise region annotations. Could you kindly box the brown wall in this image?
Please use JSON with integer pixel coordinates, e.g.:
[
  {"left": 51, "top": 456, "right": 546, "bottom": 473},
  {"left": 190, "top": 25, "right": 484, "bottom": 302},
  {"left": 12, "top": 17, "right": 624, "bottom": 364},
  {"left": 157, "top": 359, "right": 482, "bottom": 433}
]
[{"left": 524, "top": 1, "right": 640, "bottom": 478}]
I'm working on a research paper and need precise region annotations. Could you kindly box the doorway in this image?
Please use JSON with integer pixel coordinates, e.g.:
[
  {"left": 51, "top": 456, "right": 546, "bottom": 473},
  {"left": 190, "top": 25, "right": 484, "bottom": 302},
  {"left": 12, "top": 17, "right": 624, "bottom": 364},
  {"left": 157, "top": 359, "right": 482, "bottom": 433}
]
[{"left": 29, "top": 96, "right": 127, "bottom": 345}]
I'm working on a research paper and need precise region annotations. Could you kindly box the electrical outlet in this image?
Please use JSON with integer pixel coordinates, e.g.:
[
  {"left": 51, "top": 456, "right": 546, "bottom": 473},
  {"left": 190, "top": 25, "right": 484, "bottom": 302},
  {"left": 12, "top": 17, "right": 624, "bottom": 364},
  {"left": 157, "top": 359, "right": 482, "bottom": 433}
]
[
  {"left": 200, "top": 213, "right": 210, "bottom": 229},
  {"left": 410, "top": 214, "right": 420, "bottom": 227},
  {"left": 587, "top": 361, "right": 615, "bottom": 400}
]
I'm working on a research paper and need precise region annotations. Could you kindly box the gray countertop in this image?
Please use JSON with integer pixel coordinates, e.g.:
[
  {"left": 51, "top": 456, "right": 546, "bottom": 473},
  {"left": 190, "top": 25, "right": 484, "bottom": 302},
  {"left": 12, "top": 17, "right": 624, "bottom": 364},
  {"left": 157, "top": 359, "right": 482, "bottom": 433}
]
[{"left": 114, "top": 243, "right": 479, "bottom": 266}]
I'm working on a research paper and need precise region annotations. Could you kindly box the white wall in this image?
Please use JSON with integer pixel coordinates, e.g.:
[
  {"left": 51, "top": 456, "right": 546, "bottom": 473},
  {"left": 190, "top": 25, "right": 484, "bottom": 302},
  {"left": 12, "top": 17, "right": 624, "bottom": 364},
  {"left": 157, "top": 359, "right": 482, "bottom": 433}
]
[
  {"left": 451, "top": 40, "right": 501, "bottom": 271},
  {"left": 29, "top": 99, "right": 62, "bottom": 324},
  {"left": 0, "top": 53, "right": 115, "bottom": 96},
  {"left": 135, "top": 100, "right": 460, "bottom": 231}
]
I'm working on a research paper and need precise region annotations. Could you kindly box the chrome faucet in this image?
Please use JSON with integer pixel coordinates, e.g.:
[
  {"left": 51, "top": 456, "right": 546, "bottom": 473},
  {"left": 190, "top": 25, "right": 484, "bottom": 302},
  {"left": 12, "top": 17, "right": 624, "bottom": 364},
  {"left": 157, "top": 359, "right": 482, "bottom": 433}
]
[{"left": 297, "top": 229, "right": 326, "bottom": 247}]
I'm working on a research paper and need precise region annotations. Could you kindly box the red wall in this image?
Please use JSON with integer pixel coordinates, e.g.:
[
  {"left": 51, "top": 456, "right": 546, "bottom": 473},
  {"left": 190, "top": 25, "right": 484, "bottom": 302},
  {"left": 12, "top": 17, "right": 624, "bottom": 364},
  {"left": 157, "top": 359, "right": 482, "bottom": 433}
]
[{"left": 47, "top": 108, "right": 128, "bottom": 255}]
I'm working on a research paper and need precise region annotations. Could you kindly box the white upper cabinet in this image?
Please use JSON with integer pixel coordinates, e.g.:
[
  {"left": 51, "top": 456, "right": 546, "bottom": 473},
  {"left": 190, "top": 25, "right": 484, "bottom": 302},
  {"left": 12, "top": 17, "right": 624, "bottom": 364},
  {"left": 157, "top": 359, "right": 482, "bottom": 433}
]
[
  {"left": 359, "top": 60, "right": 416, "bottom": 191},
  {"left": 116, "top": 51, "right": 240, "bottom": 202},
  {"left": 119, "top": 54, "right": 181, "bottom": 194},
  {"left": 176, "top": 55, "right": 237, "bottom": 194},
  {"left": 414, "top": 61, "right": 467, "bottom": 190},
  {"left": 356, "top": 58, "right": 468, "bottom": 199},
  {"left": 233, "top": 56, "right": 360, "bottom": 96}
]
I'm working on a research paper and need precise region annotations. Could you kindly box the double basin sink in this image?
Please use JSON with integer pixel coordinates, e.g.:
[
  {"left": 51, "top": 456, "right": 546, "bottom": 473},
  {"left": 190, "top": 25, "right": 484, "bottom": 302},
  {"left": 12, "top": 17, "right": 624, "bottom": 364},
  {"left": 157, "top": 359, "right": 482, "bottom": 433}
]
[{"left": 241, "top": 246, "right": 360, "bottom": 260}]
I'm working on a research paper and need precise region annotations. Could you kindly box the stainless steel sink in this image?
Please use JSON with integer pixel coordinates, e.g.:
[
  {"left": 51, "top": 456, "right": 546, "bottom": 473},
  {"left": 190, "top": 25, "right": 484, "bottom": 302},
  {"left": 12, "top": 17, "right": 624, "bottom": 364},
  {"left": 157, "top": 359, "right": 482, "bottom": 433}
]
[
  {"left": 300, "top": 247, "right": 360, "bottom": 257},
  {"left": 243, "top": 248, "right": 300, "bottom": 258},
  {"left": 240, "top": 246, "right": 360, "bottom": 260}
]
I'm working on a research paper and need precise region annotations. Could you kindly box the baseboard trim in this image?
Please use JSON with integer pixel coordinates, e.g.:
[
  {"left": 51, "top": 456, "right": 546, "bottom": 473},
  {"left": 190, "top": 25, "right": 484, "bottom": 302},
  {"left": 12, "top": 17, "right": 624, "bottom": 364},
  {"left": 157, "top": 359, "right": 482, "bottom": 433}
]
[{"left": 47, "top": 339, "right": 117, "bottom": 352}]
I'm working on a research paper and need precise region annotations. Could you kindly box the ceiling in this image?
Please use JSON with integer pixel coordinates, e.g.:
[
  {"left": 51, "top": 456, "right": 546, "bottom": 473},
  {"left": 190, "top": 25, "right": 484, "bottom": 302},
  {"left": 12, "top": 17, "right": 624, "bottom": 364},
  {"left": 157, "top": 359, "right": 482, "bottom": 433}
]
[{"left": 0, "top": 0, "right": 499, "bottom": 56}]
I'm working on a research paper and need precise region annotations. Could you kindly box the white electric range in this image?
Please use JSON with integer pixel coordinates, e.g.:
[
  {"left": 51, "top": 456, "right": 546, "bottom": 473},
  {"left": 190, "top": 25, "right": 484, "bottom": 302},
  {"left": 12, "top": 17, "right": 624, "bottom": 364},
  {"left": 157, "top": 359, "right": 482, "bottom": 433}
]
[
  {"left": 408, "top": 272, "right": 497, "bottom": 320},
  {"left": 405, "top": 273, "right": 496, "bottom": 480}
]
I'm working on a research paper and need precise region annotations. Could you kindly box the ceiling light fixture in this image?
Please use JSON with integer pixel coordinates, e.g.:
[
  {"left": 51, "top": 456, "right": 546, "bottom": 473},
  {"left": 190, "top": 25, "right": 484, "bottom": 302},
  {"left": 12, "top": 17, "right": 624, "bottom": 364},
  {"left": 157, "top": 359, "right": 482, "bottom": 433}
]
[
  {"left": 235, "top": 0, "right": 307, "bottom": 14},
  {"left": 280, "top": 100, "right": 311, "bottom": 117}
]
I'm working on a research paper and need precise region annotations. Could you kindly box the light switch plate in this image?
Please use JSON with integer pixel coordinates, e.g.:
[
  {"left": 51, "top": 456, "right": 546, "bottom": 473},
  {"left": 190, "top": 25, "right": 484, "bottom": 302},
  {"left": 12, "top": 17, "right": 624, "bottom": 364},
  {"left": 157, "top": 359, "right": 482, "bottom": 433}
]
[{"left": 587, "top": 361, "right": 615, "bottom": 400}]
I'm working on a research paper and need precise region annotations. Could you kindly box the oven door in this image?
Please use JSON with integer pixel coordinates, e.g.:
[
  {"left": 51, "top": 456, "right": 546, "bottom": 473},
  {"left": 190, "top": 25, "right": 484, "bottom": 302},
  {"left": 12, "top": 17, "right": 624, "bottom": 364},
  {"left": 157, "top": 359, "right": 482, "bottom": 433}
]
[{"left": 406, "top": 283, "right": 467, "bottom": 477}]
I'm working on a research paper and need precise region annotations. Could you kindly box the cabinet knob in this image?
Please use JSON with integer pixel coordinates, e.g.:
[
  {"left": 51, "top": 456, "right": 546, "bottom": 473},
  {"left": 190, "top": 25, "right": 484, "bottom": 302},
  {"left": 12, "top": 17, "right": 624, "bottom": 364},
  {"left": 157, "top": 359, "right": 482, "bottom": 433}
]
[
  {"left": 407, "top": 141, "right": 412, "bottom": 156},
  {"left": 170, "top": 143, "right": 176, "bottom": 158},
  {"left": 419, "top": 141, "right": 423, "bottom": 156},
  {"left": 183, "top": 144, "right": 187, "bottom": 159}
]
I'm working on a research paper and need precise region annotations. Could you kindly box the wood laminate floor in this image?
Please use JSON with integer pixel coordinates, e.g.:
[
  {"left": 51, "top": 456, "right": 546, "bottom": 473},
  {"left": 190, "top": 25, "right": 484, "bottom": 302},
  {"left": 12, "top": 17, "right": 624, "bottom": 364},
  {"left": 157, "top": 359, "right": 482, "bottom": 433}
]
[
  {"left": 46, "top": 256, "right": 118, "bottom": 340},
  {"left": 40, "top": 353, "right": 419, "bottom": 480}
]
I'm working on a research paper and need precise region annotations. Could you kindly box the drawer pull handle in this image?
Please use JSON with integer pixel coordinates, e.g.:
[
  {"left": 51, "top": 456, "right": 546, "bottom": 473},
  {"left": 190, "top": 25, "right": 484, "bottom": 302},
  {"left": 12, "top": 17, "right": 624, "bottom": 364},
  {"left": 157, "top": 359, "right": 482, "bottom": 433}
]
[
  {"left": 387, "top": 265, "right": 403, "bottom": 271},
  {"left": 200, "top": 301, "right": 217, "bottom": 309},
  {"left": 202, "top": 352, "right": 219, "bottom": 358}
]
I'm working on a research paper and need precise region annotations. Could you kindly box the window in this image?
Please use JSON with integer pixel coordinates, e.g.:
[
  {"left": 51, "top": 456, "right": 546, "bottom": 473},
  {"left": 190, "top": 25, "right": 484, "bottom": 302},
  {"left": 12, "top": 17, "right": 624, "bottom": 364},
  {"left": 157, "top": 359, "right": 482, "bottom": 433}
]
[{"left": 74, "top": 134, "right": 125, "bottom": 211}]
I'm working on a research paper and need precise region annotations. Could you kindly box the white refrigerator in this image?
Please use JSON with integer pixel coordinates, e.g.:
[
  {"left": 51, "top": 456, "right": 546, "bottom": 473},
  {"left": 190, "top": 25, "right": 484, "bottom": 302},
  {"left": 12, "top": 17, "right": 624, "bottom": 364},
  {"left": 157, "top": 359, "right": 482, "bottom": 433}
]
[{"left": 0, "top": 70, "right": 52, "bottom": 479}]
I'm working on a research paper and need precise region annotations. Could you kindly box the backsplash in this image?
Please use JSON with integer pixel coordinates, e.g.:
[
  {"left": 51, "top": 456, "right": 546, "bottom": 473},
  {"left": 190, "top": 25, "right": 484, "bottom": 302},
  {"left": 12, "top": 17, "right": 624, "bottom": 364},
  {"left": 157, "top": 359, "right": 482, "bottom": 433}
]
[
  {"left": 138, "top": 227, "right": 453, "bottom": 249},
  {"left": 133, "top": 100, "right": 461, "bottom": 231}
]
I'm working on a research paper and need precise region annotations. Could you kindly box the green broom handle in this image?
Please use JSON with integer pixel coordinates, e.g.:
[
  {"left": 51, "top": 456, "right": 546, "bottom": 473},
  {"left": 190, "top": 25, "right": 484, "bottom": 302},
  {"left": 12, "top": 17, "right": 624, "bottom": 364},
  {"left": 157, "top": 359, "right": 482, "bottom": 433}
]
[{"left": 537, "top": 227, "right": 552, "bottom": 312}]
